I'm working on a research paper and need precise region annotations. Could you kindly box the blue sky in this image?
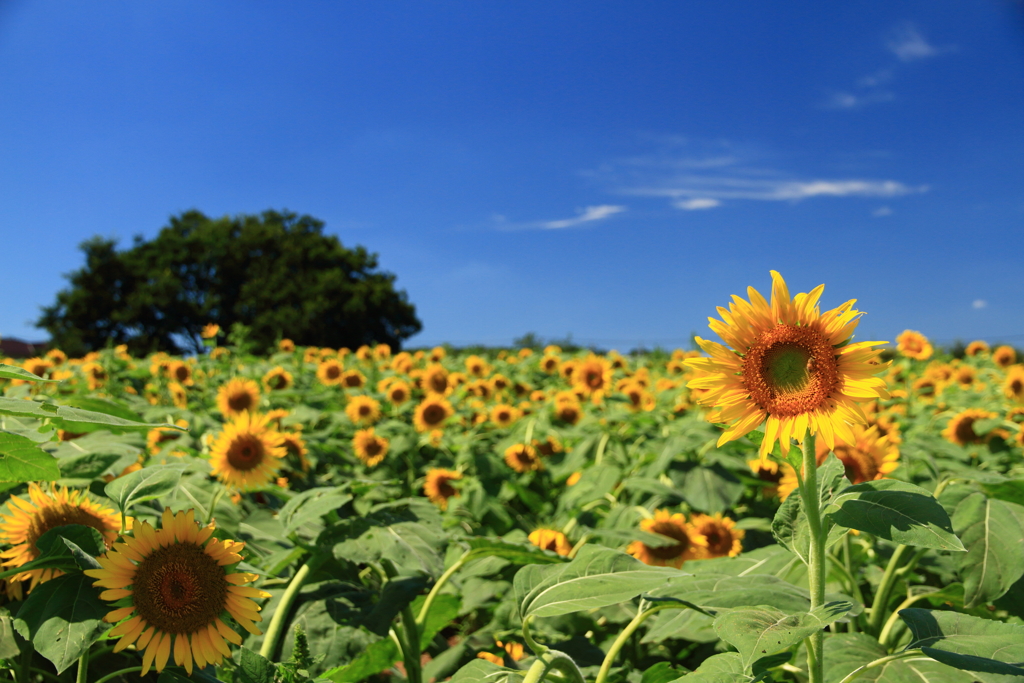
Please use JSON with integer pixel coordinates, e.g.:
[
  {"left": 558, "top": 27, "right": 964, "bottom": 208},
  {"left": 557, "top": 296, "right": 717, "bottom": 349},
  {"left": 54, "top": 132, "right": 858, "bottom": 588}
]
[{"left": 2, "top": 1, "right": 1023, "bottom": 350}]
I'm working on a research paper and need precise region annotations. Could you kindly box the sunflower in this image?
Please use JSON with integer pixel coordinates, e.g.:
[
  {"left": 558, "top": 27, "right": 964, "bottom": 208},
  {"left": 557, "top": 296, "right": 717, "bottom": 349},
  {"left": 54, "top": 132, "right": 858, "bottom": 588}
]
[
  {"left": 572, "top": 355, "right": 613, "bottom": 401},
  {"left": 965, "top": 340, "right": 989, "bottom": 357},
  {"left": 429, "top": 346, "right": 447, "bottom": 362},
  {"left": 534, "top": 435, "right": 563, "bottom": 456},
  {"left": 345, "top": 395, "right": 381, "bottom": 425},
  {"left": 490, "top": 373, "right": 511, "bottom": 392},
  {"left": 22, "top": 357, "right": 53, "bottom": 379},
  {"left": 688, "top": 514, "right": 744, "bottom": 558},
  {"left": 280, "top": 431, "right": 309, "bottom": 472},
  {"left": 210, "top": 347, "right": 230, "bottom": 361},
  {"left": 465, "top": 355, "right": 489, "bottom": 377},
  {"left": 539, "top": 354, "right": 561, "bottom": 374},
  {"left": 216, "top": 379, "right": 261, "bottom": 418},
  {"left": 413, "top": 397, "right": 454, "bottom": 432},
  {"left": 943, "top": 408, "right": 998, "bottom": 446},
  {"left": 386, "top": 381, "right": 412, "bottom": 405},
  {"left": 277, "top": 338, "right": 295, "bottom": 353},
  {"left": 627, "top": 510, "right": 707, "bottom": 569},
  {"left": 44, "top": 348, "right": 67, "bottom": 366},
  {"left": 528, "top": 529, "right": 572, "bottom": 556},
  {"left": 316, "top": 359, "right": 344, "bottom": 386},
  {"left": 490, "top": 404, "right": 521, "bottom": 428},
  {"left": 353, "top": 428, "right": 389, "bottom": 467},
  {"left": 747, "top": 458, "right": 784, "bottom": 496},
  {"left": 620, "top": 381, "right": 656, "bottom": 412},
  {"left": 466, "top": 379, "right": 493, "bottom": 400},
  {"left": 209, "top": 412, "right": 287, "bottom": 490},
  {"left": 262, "top": 366, "right": 293, "bottom": 392},
  {"left": 559, "top": 360, "right": 578, "bottom": 382},
  {"left": 553, "top": 395, "right": 582, "bottom": 425},
  {"left": 424, "top": 469, "right": 462, "bottom": 510},
  {"left": 684, "top": 271, "right": 889, "bottom": 460},
  {"left": 477, "top": 652, "right": 504, "bottom": 666},
  {"left": 504, "top": 444, "right": 542, "bottom": 473},
  {"left": 0, "top": 484, "right": 123, "bottom": 591},
  {"left": 340, "top": 369, "right": 366, "bottom": 389},
  {"left": 780, "top": 424, "right": 899, "bottom": 497},
  {"left": 390, "top": 352, "right": 414, "bottom": 374},
  {"left": 82, "top": 361, "right": 108, "bottom": 390},
  {"left": 200, "top": 323, "right": 220, "bottom": 339},
  {"left": 993, "top": 345, "right": 1018, "bottom": 369},
  {"left": 421, "top": 364, "right": 450, "bottom": 395},
  {"left": 86, "top": 509, "right": 268, "bottom": 676},
  {"left": 166, "top": 361, "right": 193, "bottom": 386},
  {"left": 896, "top": 330, "right": 933, "bottom": 361},
  {"left": 147, "top": 420, "right": 189, "bottom": 455},
  {"left": 302, "top": 347, "right": 320, "bottom": 363},
  {"left": 1004, "top": 366, "right": 1024, "bottom": 402}
]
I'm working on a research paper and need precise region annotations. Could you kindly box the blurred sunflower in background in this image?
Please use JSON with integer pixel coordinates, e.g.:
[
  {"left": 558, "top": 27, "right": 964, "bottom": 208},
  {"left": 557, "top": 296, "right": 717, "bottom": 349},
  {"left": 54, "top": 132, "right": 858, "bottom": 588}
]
[
  {"left": 993, "top": 345, "right": 1017, "bottom": 369},
  {"left": 504, "top": 443, "right": 542, "bottom": 472},
  {"left": 628, "top": 510, "right": 707, "bottom": 569},
  {"left": 896, "top": 330, "right": 933, "bottom": 361},
  {"left": 528, "top": 528, "right": 572, "bottom": 556},
  {"left": 943, "top": 408, "right": 999, "bottom": 446},
  {"left": 87, "top": 509, "right": 268, "bottom": 676},
  {"left": 216, "top": 378, "right": 261, "bottom": 418},
  {"left": 345, "top": 395, "right": 381, "bottom": 425},
  {"left": 209, "top": 412, "right": 286, "bottom": 490},
  {"left": 414, "top": 396, "right": 453, "bottom": 432},
  {"left": 353, "top": 428, "right": 389, "bottom": 467},
  {"left": 316, "top": 359, "right": 344, "bottom": 386},
  {"left": 424, "top": 469, "right": 462, "bottom": 510},
  {"left": 262, "top": 366, "right": 293, "bottom": 392},
  {"left": 688, "top": 513, "right": 744, "bottom": 558}
]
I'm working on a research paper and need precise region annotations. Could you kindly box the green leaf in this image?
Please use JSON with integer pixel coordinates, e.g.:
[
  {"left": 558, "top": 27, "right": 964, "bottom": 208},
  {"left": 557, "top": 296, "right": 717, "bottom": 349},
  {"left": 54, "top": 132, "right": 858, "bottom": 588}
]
[
  {"left": 362, "top": 575, "right": 430, "bottom": 636},
  {"left": 818, "top": 633, "right": 979, "bottom": 683},
  {"left": 0, "top": 431, "right": 60, "bottom": 482},
  {"left": 900, "top": 608, "right": 1024, "bottom": 676},
  {"left": 646, "top": 574, "right": 819, "bottom": 615},
  {"left": 0, "top": 397, "right": 186, "bottom": 433},
  {"left": 666, "top": 652, "right": 751, "bottom": 683},
  {"left": 772, "top": 454, "right": 847, "bottom": 564},
  {"left": 13, "top": 573, "right": 110, "bottom": 674},
  {"left": 713, "top": 602, "right": 852, "bottom": 670},
  {"left": 447, "top": 659, "right": 517, "bottom": 683},
  {"left": 678, "top": 464, "right": 744, "bottom": 514},
  {"left": 55, "top": 452, "right": 122, "bottom": 483},
  {"left": 515, "top": 545, "right": 681, "bottom": 619},
  {"left": 57, "top": 397, "right": 143, "bottom": 423},
  {"left": 824, "top": 480, "right": 965, "bottom": 551},
  {"left": 104, "top": 463, "right": 188, "bottom": 514},
  {"left": 0, "top": 363, "right": 58, "bottom": 383},
  {"left": 643, "top": 662, "right": 689, "bottom": 683},
  {"left": 322, "top": 639, "right": 399, "bottom": 683},
  {"left": 0, "top": 608, "right": 19, "bottom": 660},
  {"left": 463, "top": 537, "right": 567, "bottom": 565},
  {"left": 238, "top": 647, "right": 276, "bottom": 683},
  {"left": 278, "top": 486, "right": 353, "bottom": 535},
  {"left": 951, "top": 492, "right": 1024, "bottom": 608}
]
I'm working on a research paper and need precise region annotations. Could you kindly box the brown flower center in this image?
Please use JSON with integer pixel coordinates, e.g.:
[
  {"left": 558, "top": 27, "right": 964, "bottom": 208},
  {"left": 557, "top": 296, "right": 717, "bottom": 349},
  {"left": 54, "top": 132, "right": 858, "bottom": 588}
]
[
  {"left": 227, "top": 391, "right": 254, "bottom": 413},
  {"left": 954, "top": 417, "right": 979, "bottom": 444},
  {"left": 422, "top": 404, "right": 447, "bottom": 426},
  {"left": 832, "top": 444, "right": 878, "bottom": 484},
  {"left": 132, "top": 542, "right": 228, "bottom": 634},
  {"left": 364, "top": 439, "right": 383, "bottom": 457},
  {"left": 226, "top": 435, "right": 265, "bottom": 471},
  {"left": 644, "top": 520, "right": 691, "bottom": 560},
  {"left": 743, "top": 325, "right": 838, "bottom": 417}
]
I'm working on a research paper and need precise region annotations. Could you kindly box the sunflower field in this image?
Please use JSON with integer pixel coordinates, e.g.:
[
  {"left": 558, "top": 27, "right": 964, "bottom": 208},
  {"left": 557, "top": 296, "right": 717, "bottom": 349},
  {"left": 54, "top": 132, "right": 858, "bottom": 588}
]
[{"left": 1, "top": 273, "right": 1023, "bottom": 683}]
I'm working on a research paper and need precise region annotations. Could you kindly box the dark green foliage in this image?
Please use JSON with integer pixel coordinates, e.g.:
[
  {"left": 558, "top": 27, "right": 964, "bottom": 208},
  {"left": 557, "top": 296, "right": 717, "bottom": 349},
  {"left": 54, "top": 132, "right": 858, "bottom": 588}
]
[{"left": 37, "top": 209, "right": 421, "bottom": 355}]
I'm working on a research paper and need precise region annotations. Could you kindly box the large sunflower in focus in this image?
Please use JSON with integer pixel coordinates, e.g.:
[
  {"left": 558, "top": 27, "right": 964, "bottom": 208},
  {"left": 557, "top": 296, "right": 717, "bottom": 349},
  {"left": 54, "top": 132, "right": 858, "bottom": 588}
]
[
  {"left": 684, "top": 271, "right": 889, "bottom": 460},
  {"left": 86, "top": 509, "right": 269, "bottom": 676},
  {"left": 209, "top": 412, "right": 287, "bottom": 490},
  {"left": 0, "top": 484, "right": 123, "bottom": 591}
]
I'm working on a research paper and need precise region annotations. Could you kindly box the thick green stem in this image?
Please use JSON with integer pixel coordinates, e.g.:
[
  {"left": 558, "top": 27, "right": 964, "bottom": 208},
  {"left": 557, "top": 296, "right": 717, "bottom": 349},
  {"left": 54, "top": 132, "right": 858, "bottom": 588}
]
[
  {"left": 595, "top": 603, "right": 679, "bottom": 683},
  {"left": 522, "top": 649, "right": 586, "bottom": 683},
  {"left": 594, "top": 433, "right": 610, "bottom": 465},
  {"left": 842, "top": 533, "right": 862, "bottom": 632},
  {"left": 799, "top": 429, "right": 826, "bottom": 683},
  {"left": 260, "top": 562, "right": 312, "bottom": 658},
  {"left": 867, "top": 544, "right": 909, "bottom": 635},
  {"left": 836, "top": 650, "right": 924, "bottom": 683},
  {"left": 878, "top": 591, "right": 936, "bottom": 648},
  {"left": 416, "top": 551, "right": 471, "bottom": 628},
  {"left": 382, "top": 560, "right": 421, "bottom": 683},
  {"left": 76, "top": 650, "right": 89, "bottom": 683}
]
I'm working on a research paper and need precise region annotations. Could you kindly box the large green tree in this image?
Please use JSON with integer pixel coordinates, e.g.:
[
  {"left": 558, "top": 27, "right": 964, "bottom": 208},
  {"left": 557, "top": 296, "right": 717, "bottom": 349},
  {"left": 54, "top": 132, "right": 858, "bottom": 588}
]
[{"left": 38, "top": 210, "right": 422, "bottom": 356}]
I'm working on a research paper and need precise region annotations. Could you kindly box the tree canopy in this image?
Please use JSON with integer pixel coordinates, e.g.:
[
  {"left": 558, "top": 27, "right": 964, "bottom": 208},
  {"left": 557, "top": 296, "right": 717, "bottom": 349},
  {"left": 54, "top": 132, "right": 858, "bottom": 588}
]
[{"left": 38, "top": 210, "right": 422, "bottom": 356}]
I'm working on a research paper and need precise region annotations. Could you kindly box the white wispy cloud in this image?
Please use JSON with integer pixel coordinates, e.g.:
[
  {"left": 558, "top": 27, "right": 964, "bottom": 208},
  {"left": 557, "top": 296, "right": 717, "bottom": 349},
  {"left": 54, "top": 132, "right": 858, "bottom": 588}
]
[
  {"left": 622, "top": 176, "right": 927, "bottom": 204},
  {"left": 675, "top": 198, "right": 721, "bottom": 210},
  {"left": 887, "top": 24, "right": 941, "bottom": 61},
  {"left": 873, "top": 206, "right": 892, "bottom": 217},
  {"left": 823, "top": 90, "right": 895, "bottom": 110},
  {"left": 540, "top": 205, "right": 626, "bottom": 229},
  {"left": 973, "top": 299, "right": 988, "bottom": 310}
]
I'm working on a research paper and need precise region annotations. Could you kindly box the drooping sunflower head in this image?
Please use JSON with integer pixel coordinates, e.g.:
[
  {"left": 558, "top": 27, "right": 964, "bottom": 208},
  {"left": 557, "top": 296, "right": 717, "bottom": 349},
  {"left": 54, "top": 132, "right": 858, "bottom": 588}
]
[
  {"left": 627, "top": 510, "right": 707, "bottom": 569},
  {"left": 688, "top": 514, "right": 744, "bottom": 559},
  {"left": 262, "top": 366, "right": 293, "bottom": 392},
  {"left": 353, "top": 428, "right": 389, "bottom": 467},
  {"left": 86, "top": 508, "right": 269, "bottom": 676},
  {"left": 993, "top": 345, "right": 1018, "bottom": 369},
  {"left": 943, "top": 408, "right": 998, "bottom": 446},
  {"left": 528, "top": 528, "right": 572, "bottom": 556},
  {"left": 424, "top": 469, "right": 462, "bottom": 510},
  {"left": 209, "top": 412, "right": 287, "bottom": 491},
  {"left": 414, "top": 397, "right": 453, "bottom": 432},
  {"left": 345, "top": 395, "right": 381, "bottom": 426},
  {"left": 504, "top": 444, "right": 542, "bottom": 473},
  {"left": 373, "top": 344, "right": 392, "bottom": 360},
  {"left": 816, "top": 423, "right": 899, "bottom": 484},
  {"left": 896, "top": 330, "right": 933, "bottom": 361},
  {"left": 316, "top": 359, "right": 345, "bottom": 386},
  {"left": 0, "top": 483, "right": 123, "bottom": 590},
  {"left": 82, "top": 361, "right": 108, "bottom": 389},
  {"left": 280, "top": 431, "right": 309, "bottom": 472},
  {"left": 490, "top": 404, "right": 521, "bottom": 428},
  {"left": 534, "top": 435, "right": 564, "bottom": 456},
  {"left": 210, "top": 347, "right": 230, "bottom": 361},
  {"left": 965, "top": 340, "right": 989, "bottom": 357},
  {"left": 684, "top": 271, "right": 889, "bottom": 460},
  {"left": 216, "top": 379, "right": 261, "bottom": 418}
]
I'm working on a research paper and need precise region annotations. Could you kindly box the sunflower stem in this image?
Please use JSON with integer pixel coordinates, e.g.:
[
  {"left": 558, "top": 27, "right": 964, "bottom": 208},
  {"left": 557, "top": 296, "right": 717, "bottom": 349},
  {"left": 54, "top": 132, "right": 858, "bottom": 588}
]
[
  {"left": 522, "top": 649, "right": 586, "bottom": 683},
  {"left": 260, "top": 562, "right": 312, "bottom": 659},
  {"left": 415, "top": 550, "right": 471, "bottom": 629},
  {"left": 798, "top": 428, "right": 826, "bottom": 683},
  {"left": 867, "top": 544, "right": 910, "bottom": 636},
  {"left": 76, "top": 650, "right": 89, "bottom": 683},
  {"left": 595, "top": 603, "right": 680, "bottom": 683},
  {"left": 381, "top": 559, "right": 422, "bottom": 683},
  {"left": 90, "top": 667, "right": 143, "bottom": 683}
]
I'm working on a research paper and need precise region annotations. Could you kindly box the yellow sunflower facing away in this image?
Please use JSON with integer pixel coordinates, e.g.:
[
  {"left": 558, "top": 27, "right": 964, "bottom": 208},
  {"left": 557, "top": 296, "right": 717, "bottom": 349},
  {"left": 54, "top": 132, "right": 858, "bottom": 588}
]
[
  {"left": 627, "top": 510, "right": 707, "bottom": 569},
  {"left": 209, "top": 412, "right": 287, "bottom": 490},
  {"left": 0, "top": 483, "right": 123, "bottom": 591},
  {"left": 896, "top": 330, "right": 933, "bottom": 361},
  {"left": 684, "top": 271, "right": 890, "bottom": 461},
  {"left": 528, "top": 528, "right": 572, "bottom": 556},
  {"left": 353, "top": 428, "right": 389, "bottom": 467},
  {"left": 86, "top": 509, "right": 269, "bottom": 676},
  {"left": 965, "top": 340, "right": 989, "bottom": 357},
  {"left": 216, "top": 378, "right": 261, "bottom": 418},
  {"left": 424, "top": 469, "right": 462, "bottom": 510}
]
